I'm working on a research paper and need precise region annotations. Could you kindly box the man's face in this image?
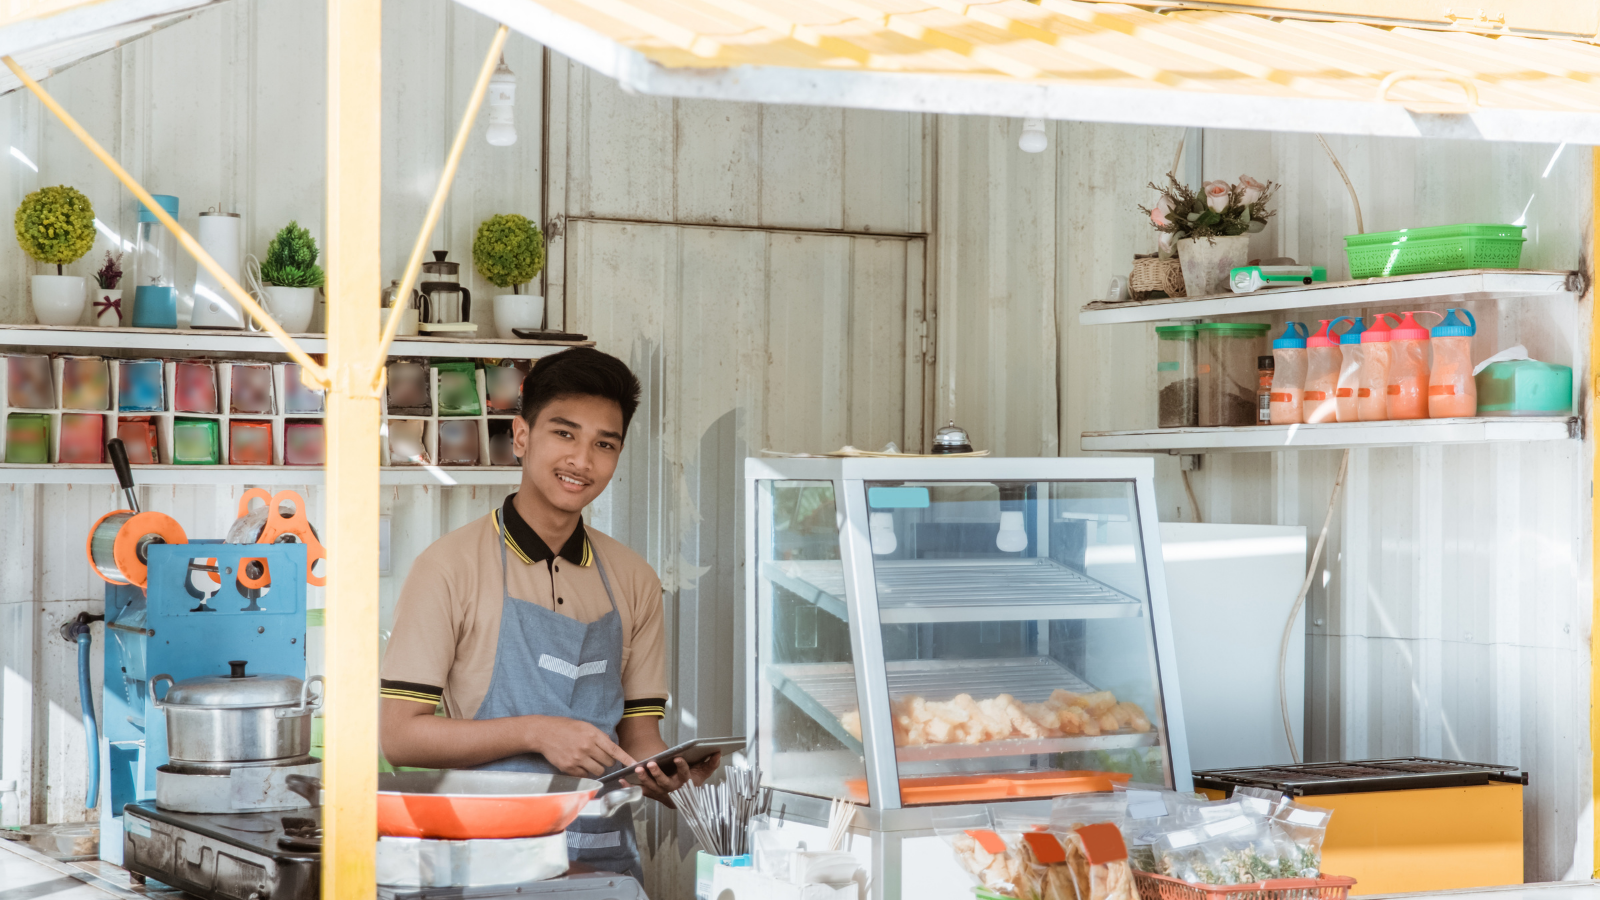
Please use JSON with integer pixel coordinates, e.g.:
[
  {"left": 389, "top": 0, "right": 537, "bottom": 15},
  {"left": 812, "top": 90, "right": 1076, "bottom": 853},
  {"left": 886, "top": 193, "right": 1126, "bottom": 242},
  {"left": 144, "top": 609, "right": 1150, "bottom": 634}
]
[{"left": 513, "top": 394, "right": 625, "bottom": 514}]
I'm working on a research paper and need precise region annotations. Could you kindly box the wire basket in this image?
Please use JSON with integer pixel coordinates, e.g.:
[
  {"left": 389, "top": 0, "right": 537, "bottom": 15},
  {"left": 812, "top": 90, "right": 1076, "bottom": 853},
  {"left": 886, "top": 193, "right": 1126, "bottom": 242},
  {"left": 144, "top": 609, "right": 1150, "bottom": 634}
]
[
  {"left": 1131, "top": 255, "right": 1186, "bottom": 300},
  {"left": 1344, "top": 224, "right": 1524, "bottom": 279},
  {"left": 1134, "top": 872, "right": 1356, "bottom": 900}
]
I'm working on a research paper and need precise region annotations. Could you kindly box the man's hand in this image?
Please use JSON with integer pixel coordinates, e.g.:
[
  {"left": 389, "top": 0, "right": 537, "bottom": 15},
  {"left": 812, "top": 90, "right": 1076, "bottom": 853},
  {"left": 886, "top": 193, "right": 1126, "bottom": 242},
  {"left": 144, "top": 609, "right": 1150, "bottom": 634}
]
[
  {"left": 625, "top": 751, "right": 721, "bottom": 806},
  {"left": 529, "top": 716, "right": 635, "bottom": 778}
]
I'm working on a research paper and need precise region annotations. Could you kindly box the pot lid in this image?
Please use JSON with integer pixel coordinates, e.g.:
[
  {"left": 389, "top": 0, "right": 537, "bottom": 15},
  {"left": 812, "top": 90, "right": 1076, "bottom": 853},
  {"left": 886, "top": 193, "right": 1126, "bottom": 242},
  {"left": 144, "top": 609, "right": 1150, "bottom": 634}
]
[{"left": 162, "top": 660, "right": 304, "bottom": 708}]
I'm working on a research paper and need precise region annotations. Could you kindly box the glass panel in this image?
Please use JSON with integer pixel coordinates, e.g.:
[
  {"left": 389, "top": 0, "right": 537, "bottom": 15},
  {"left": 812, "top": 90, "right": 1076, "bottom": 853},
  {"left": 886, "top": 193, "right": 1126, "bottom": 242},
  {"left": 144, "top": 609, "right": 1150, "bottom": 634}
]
[
  {"left": 865, "top": 480, "right": 1170, "bottom": 806},
  {"left": 755, "top": 480, "right": 868, "bottom": 804}
]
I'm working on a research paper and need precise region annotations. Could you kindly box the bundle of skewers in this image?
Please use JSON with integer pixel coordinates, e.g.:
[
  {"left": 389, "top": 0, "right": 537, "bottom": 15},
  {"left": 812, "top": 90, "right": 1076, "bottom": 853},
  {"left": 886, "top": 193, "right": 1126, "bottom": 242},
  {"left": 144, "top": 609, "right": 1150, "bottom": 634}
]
[{"left": 672, "top": 764, "right": 773, "bottom": 856}]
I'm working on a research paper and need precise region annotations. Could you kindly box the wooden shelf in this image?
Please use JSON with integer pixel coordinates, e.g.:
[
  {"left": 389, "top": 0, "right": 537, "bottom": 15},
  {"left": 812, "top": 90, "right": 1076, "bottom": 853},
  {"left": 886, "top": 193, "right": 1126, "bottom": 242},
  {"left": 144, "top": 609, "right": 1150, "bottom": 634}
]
[
  {"left": 1078, "top": 270, "right": 1575, "bottom": 325},
  {"left": 0, "top": 464, "right": 524, "bottom": 485},
  {"left": 0, "top": 323, "right": 589, "bottom": 359},
  {"left": 1081, "top": 417, "right": 1579, "bottom": 453}
]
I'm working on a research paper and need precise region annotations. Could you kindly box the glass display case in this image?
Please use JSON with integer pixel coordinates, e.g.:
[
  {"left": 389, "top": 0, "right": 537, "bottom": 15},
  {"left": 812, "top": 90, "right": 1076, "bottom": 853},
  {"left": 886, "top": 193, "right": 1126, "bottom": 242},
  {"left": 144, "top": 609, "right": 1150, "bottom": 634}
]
[{"left": 746, "top": 457, "right": 1191, "bottom": 813}]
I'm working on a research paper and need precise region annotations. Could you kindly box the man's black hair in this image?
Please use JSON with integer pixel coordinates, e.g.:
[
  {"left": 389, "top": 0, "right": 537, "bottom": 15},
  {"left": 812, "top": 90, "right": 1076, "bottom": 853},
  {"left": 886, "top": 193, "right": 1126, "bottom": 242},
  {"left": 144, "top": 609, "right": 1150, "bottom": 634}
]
[{"left": 520, "top": 347, "right": 642, "bottom": 436}]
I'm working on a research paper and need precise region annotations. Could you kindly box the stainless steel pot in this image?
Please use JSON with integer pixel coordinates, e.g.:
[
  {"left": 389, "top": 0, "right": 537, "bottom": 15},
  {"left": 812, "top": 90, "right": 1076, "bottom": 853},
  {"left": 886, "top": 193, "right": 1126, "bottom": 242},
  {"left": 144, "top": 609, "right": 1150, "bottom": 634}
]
[{"left": 151, "top": 661, "right": 323, "bottom": 767}]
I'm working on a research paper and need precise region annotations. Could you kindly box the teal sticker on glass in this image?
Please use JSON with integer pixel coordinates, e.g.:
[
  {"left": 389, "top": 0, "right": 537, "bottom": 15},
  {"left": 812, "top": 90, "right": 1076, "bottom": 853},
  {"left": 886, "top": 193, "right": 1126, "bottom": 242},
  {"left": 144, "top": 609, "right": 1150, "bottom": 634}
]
[
  {"left": 1157, "top": 361, "right": 1179, "bottom": 371},
  {"left": 868, "top": 486, "right": 929, "bottom": 509}
]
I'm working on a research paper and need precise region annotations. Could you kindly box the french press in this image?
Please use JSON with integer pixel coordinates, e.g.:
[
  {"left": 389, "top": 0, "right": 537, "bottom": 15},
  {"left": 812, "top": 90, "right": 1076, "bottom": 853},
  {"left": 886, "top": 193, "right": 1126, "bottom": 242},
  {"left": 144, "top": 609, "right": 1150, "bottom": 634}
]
[{"left": 418, "top": 250, "right": 472, "bottom": 331}]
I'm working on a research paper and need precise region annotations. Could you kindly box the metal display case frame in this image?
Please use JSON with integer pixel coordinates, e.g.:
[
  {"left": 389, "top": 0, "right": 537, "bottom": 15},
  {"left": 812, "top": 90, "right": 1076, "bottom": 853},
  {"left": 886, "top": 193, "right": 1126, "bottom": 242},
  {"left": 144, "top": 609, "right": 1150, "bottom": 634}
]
[{"left": 744, "top": 456, "right": 1193, "bottom": 847}]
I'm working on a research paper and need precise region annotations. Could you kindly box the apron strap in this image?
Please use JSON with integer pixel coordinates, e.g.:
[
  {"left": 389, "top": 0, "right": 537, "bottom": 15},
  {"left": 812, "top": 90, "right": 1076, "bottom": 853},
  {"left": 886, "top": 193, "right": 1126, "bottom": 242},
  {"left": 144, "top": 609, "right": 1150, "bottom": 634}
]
[{"left": 592, "top": 545, "right": 620, "bottom": 617}]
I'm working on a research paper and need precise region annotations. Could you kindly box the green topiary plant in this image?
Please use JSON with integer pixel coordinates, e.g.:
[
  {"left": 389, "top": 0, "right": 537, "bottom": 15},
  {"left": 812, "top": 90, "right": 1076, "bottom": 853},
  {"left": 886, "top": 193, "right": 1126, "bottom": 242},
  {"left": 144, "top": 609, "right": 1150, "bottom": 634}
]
[
  {"left": 260, "top": 221, "right": 325, "bottom": 288},
  {"left": 15, "top": 185, "right": 95, "bottom": 274},
  {"left": 472, "top": 213, "right": 545, "bottom": 293}
]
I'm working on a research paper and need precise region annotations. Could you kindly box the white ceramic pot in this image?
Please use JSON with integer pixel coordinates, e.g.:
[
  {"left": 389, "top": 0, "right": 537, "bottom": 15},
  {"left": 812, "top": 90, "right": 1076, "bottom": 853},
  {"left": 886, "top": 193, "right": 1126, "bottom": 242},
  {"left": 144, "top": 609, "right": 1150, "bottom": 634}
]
[
  {"left": 94, "top": 288, "right": 124, "bottom": 327},
  {"left": 265, "top": 285, "right": 317, "bottom": 333},
  {"left": 32, "top": 275, "right": 86, "bottom": 326},
  {"left": 1177, "top": 235, "right": 1251, "bottom": 298},
  {"left": 493, "top": 294, "right": 546, "bottom": 339}
]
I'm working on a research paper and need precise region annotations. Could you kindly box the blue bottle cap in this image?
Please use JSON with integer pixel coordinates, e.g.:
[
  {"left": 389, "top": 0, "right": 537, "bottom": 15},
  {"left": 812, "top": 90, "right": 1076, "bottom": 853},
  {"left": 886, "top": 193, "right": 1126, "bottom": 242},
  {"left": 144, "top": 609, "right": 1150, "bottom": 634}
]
[
  {"left": 1331, "top": 316, "right": 1366, "bottom": 345},
  {"left": 1431, "top": 308, "right": 1477, "bottom": 337},
  {"left": 1272, "top": 322, "right": 1308, "bottom": 349},
  {"left": 138, "top": 194, "right": 179, "bottom": 223}
]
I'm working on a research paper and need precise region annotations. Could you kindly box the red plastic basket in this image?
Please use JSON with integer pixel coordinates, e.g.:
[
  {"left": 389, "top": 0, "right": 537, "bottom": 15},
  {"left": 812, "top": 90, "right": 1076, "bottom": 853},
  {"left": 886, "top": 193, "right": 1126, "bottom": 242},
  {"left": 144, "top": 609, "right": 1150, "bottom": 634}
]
[{"left": 1133, "top": 872, "right": 1356, "bottom": 900}]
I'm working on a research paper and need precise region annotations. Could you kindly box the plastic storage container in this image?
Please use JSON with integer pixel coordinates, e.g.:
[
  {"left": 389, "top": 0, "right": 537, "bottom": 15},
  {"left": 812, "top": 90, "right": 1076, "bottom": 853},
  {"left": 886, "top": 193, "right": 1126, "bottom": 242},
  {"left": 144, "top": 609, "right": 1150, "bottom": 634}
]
[
  {"left": 1357, "top": 314, "right": 1397, "bottom": 421},
  {"left": 1386, "top": 311, "right": 1442, "bottom": 420},
  {"left": 1344, "top": 224, "right": 1525, "bottom": 279},
  {"left": 1302, "top": 319, "right": 1341, "bottom": 424},
  {"left": 1429, "top": 308, "right": 1477, "bottom": 418},
  {"left": 1270, "top": 322, "right": 1309, "bottom": 425},
  {"left": 1476, "top": 359, "right": 1573, "bottom": 416},
  {"left": 1157, "top": 324, "right": 1199, "bottom": 428},
  {"left": 1198, "top": 323, "right": 1269, "bottom": 427},
  {"left": 1332, "top": 316, "right": 1365, "bottom": 423}
]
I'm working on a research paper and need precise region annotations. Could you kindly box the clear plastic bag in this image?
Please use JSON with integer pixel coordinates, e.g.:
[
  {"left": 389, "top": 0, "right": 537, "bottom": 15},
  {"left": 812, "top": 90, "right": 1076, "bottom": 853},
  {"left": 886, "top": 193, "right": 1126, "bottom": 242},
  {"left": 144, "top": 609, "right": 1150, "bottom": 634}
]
[
  {"left": 935, "top": 810, "right": 1028, "bottom": 898},
  {"left": 1155, "top": 814, "right": 1281, "bottom": 885},
  {"left": 1233, "top": 786, "right": 1287, "bottom": 820},
  {"left": 1271, "top": 801, "right": 1333, "bottom": 878},
  {"left": 1050, "top": 793, "right": 1128, "bottom": 831}
]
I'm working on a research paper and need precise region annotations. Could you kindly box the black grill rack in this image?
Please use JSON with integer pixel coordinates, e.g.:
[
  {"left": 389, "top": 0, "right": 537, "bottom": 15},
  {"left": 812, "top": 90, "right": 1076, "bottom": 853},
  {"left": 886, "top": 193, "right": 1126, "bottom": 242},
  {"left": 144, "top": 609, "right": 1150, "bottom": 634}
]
[{"left": 1193, "top": 757, "right": 1527, "bottom": 796}]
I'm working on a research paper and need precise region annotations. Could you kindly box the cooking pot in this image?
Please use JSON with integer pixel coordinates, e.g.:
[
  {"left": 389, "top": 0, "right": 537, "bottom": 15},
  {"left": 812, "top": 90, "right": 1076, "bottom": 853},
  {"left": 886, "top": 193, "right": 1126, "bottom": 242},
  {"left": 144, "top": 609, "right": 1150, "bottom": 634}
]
[
  {"left": 378, "top": 770, "right": 641, "bottom": 840},
  {"left": 151, "top": 661, "right": 323, "bottom": 766}
]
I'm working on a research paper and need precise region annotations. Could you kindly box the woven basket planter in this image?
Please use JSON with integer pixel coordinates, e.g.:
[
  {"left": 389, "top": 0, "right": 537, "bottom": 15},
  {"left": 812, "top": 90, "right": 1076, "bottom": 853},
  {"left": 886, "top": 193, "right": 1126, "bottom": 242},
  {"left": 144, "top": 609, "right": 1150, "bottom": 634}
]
[{"left": 1130, "top": 255, "right": 1185, "bottom": 300}]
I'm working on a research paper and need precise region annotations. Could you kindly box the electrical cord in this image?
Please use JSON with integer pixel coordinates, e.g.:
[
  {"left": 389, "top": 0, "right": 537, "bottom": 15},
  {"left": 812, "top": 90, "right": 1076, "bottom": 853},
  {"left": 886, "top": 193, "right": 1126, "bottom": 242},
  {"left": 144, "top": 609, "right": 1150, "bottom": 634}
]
[{"left": 1279, "top": 449, "right": 1350, "bottom": 764}]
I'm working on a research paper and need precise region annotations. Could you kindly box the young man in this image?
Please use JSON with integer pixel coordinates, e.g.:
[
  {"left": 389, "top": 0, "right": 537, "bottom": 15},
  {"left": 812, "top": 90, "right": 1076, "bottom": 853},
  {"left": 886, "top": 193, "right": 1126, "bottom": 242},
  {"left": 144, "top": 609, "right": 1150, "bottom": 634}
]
[{"left": 379, "top": 347, "right": 715, "bottom": 880}]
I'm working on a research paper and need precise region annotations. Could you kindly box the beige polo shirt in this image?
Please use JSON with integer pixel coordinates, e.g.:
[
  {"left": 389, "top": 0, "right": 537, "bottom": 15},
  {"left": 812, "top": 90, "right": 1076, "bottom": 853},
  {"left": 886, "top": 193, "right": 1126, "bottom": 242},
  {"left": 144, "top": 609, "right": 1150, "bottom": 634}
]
[{"left": 381, "top": 494, "right": 668, "bottom": 722}]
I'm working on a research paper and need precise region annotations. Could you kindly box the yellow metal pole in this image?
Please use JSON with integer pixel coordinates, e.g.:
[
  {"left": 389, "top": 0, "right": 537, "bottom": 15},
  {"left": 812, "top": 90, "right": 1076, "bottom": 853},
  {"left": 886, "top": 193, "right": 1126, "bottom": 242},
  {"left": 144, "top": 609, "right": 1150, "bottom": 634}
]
[
  {"left": 370, "top": 23, "right": 509, "bottom": 385},
  {"left": 0, "top": 56, "right": 328, "bottom": 387},
  {"left": 324, "top": 0, "right": 382, "bottom": 896},
  {"left": 1591, "top": 146, "right": 1600, "bottom": 878}
]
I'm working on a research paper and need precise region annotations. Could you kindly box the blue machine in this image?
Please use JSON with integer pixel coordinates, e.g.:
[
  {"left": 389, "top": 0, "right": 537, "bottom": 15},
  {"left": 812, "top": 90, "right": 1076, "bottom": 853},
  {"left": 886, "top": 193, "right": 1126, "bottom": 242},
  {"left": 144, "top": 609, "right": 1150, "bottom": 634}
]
[{"left": 99, "top": 541, "right": 307, "bottom": 865}]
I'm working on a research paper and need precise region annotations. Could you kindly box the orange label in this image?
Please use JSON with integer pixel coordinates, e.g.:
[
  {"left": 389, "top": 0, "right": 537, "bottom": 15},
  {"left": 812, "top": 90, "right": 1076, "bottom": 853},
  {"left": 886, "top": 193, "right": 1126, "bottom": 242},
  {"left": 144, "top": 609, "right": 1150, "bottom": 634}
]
[
  {"left": 1303, "top": 391, "right": 1327, "bottom": 401},
  {"left": 1023, "top": 831, "right": 1067, "bottom": 865},
  {"left": 1198, "top": 364, "right": 1211, "bottom": 374},
  {"left": 1270, "top": 392, "right": 1294, "bottom": 403},
  {"left": 1336, "top": 388, "right": 1354, "bottom": 398},
  {"left": 1358, "top": 388, "right": 1372, "bottom": 398},
  {"left": 1077, "top": 823, "right": 1129, "bottom": 865},
  {"left": 1429, "top": 384, "right": 1456, "bottom": 396},
  {"left": 1387, "top": 384, "right": 1401, "bottom": 395},
  {"left": 966, "top": 829, "right": 1006, "bottom": 854}
]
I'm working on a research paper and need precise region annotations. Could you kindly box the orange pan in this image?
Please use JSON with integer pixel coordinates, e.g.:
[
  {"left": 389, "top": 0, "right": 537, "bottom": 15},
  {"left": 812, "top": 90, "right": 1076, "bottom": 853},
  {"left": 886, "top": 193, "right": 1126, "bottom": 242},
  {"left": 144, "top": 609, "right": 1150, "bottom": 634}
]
[{"left": 378, "top": 770, "right": 639, "bottom": 840}]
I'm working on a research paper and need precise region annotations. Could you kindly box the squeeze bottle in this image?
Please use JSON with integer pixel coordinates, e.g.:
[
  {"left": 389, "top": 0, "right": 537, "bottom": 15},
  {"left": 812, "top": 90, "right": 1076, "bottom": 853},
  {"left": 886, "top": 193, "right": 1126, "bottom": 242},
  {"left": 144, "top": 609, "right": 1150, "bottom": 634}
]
[
  {"left": 1385, "top": 311, "right": 1443, "bottom": 420},
  {"left": 1270, "top": 322, "right": 1309, "bottom": 425},
  {"left": 1331, "top": 316, "right": 1365, "bottom": 423},
  {"left": 1357, "top": 313, "right": 1398, "bottom": 421},
  {"left": 1428, "top": 308, "right": 1477, "bottom": 418},
  {"left": 1302, "top": 319, "right": 1341, "bottom": 424}
]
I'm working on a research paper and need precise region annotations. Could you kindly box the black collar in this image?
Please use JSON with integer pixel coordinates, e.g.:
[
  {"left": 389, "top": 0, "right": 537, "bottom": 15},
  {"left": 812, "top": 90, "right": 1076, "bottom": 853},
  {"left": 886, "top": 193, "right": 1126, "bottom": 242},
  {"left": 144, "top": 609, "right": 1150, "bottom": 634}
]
[{"left": 497, "top": 494, "right": 593, "bottom": 567}]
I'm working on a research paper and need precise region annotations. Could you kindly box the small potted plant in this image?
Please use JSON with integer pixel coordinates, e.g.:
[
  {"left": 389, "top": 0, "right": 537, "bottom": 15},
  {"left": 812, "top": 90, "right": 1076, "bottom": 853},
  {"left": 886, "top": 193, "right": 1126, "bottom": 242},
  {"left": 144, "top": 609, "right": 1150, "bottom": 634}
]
[
  {"left": 15, "top": 185, "right": 95, "bottom": 325},
  {"left": 258, "top": 221, "right": 324, "bottom": 333},
  {"left": 1142, "top": 174, "right": 1277, "bottom": 297},
  {"left": 93, "top": 251, "right": 123, "bottom": 327},
  {"left": 472, "top": 213, "right": 546, "bottom": 338}
]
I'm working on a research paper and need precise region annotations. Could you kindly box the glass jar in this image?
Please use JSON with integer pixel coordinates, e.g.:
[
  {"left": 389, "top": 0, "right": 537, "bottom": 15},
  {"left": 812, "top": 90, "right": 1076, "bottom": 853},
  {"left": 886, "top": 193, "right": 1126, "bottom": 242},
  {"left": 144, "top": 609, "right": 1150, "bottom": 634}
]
[
  {"left": 1156, "top": 324, "right": 1198, "bottom": 428},
  {"left": 1198, "top": 323, "right": 1270, "bottom": 427},
  {"left": 130, "top": 194, "right": 180, "bottom": 329},
  {"left": 1256, "top": 356, "right": 1274, "bottom": 425}
]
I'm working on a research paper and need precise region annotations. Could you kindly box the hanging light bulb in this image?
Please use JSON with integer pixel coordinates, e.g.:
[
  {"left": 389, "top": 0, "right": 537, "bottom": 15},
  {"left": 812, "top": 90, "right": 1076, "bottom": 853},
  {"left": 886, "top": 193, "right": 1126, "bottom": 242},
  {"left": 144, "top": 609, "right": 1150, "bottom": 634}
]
[
  {"left": 995, "top": 511, "right": 1028, "bottom": 553},
  {"left": 486, "top": 55, "right": 517, "bottom": 147},
  {"left": 1019, "top": 118, "right": 1048, "bottom": 153},
  {"left": 869, "top": 512, "right": 898, "bottom": 556}
]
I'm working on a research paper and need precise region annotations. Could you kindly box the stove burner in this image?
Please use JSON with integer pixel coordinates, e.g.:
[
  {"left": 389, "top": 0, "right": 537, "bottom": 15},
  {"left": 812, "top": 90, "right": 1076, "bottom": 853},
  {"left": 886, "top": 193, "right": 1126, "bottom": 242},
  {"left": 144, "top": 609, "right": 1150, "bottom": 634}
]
[{"left": 278, "top": 815, "right": 322, "bottom": 852}]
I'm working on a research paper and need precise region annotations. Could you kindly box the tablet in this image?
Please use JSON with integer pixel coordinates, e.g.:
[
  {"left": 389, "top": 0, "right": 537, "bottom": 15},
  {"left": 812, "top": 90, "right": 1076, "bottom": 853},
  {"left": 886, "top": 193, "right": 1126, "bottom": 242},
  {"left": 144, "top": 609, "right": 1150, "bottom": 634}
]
[{"left": 599, "top": 736, "right": 746, "bottom": 785}]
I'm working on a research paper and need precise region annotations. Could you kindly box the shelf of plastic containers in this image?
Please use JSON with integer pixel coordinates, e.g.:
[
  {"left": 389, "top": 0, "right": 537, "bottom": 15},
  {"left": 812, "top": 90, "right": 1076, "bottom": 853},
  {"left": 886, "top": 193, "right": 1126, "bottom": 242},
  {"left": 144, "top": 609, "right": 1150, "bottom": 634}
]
[
  {"left": 0, "top": 464, "right": 525, "bottom": 485},
  {"left": 0, "top": 323, "right": 590, "bottom": 359},
  {"left": 1078, "top": 270, "right": 1575, "bottom": 326},
  {"left": 1081, "top": 416, "right": 1580, "bottom": 453}
]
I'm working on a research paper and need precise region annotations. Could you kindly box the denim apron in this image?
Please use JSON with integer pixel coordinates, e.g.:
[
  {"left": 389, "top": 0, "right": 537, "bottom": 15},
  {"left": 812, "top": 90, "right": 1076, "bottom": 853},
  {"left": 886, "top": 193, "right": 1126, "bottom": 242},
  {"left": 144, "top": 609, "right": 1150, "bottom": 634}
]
[{"left": 472, "top": 522, "right": 640, "bottom": 880}]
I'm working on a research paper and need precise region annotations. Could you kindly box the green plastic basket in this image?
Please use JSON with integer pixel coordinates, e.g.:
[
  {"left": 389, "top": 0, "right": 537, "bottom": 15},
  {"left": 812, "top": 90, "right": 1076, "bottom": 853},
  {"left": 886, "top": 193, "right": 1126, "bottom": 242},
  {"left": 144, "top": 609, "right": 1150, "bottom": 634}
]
[{"left": 1344, "top": 224, "right": 1525, "bottom": 279}]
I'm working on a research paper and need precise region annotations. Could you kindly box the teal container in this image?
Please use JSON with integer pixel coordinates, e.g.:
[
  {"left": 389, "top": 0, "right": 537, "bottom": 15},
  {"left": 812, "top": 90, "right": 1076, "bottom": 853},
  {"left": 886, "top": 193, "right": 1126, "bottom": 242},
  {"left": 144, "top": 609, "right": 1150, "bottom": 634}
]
[{"left": 1475, "top": 359, "right": 1573, "bottom": 416}]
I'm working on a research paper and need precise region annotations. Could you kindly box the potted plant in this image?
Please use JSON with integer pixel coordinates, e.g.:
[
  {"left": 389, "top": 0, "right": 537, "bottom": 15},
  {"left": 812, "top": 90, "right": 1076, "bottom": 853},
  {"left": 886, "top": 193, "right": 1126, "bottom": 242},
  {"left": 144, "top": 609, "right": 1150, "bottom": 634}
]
[
  {"left": 15, "top": 185, "right": 95, "bottom": 325},
  {"left": 258, "top": 221, "right": 323, "bottom": 333},
  {"left": 472, "top": 213, "right": 546, "bottom": 338},
  {"left": 93, "top": 251, "right": 123, "bottom": 327},
  {"left": 1142, "top": 174, "right": 1277, "bottom": 297}
]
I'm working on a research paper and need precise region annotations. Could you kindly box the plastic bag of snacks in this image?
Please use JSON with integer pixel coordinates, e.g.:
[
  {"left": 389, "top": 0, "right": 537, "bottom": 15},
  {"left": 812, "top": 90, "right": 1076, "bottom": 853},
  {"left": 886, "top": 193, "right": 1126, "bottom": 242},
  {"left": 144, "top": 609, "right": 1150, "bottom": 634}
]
[
  {"left": 1270, "top": 800, "right": 1334, "bottom": 878},
  {"left": 1059, "top": 823, "right": 1138, "bottom": 900},
  {"left": 1108, "top": 784, "right": 1203, "bottom": 872},
  {"left": 1154, "top": 811, "right": 1280, "bottom": 885},
  {"left": 935, "top": 810, "right": 1028, "bottom": 898}
]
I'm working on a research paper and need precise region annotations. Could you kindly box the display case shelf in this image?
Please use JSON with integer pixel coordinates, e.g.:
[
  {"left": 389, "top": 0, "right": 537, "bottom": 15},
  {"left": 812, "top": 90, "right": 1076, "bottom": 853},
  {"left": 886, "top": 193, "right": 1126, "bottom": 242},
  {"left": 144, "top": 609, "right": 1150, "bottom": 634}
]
[
  {"left": 0, "top": 323, "right": 589, "bottom": 359},
  {"left": 763, "top": 557, "right": 1144, "bottom": 624},
  {"left": 1078, "top": 269, "right": 1575, "bottom": 325},
  {"left": 0, "top": 464, "right": 524, "bottom": 485},
  {"left": 1081, "top": 416, "right": 1579, "bottom": 453},
  {"left": 771, "top": 657, "right": 1158, "bottom": 762}
]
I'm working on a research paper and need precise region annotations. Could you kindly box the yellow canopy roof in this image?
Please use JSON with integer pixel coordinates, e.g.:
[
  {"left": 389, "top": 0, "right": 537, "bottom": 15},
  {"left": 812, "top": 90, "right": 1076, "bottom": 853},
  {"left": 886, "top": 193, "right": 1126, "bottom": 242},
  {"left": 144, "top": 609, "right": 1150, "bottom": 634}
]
[{"left": 457, "top": 0, "right": 1600, "bottom": 143}]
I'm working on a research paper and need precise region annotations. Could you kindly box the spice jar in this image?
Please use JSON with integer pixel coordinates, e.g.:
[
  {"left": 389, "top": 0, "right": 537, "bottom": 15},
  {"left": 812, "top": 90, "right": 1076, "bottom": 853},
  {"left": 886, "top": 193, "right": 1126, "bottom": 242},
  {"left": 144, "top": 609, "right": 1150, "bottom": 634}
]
[
  {"left": 1332, "top": 316, "right": 1365, "bottom": 422},
  {"left": 1428, "top": 308, "right": 1477, "bottom": 418},
  {"left": 1357, "top": 313, "right": 1398, "bottom": 421},
  {"left": 1197, "top": 323, "right": 1269, "bottom": 427},
  {"left": 1270, "top": 322, "right": 1309, "bottom": 425},
  {"left": 1157, "top": 324, "right": 1199, "bottom": 428},
  {"left": 1256, "top": 356, "right": 1274, "bottom": 425},
  {"left": 1386, "top": 311, "right": 1443, "bottom": 420},
  {"left": 1302, "top": 319, "right": 1340, "bottom": 424}
]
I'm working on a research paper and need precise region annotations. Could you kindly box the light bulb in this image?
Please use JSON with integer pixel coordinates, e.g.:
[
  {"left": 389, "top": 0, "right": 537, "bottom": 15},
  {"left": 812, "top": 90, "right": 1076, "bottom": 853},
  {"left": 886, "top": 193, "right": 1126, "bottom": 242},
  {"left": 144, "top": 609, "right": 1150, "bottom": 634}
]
[
  {"left": 870, "top": 512, "right": 898, "bottom": 556},
  {"left": 1019, "top": 118, "right": 1048, "bottom": 153},
  {"left": 487, "top": 56, "right": 517, "bottom": 147},
  {"left": 996, "top": 511, "right": 1028, "bottom": 553}
]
